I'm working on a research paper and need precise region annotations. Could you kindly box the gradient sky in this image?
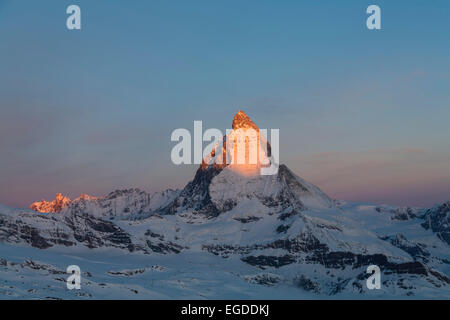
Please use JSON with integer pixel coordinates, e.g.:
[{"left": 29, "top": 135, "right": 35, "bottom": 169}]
[{"left": 1, "top": 0, "right": 449, "bottom": 208}]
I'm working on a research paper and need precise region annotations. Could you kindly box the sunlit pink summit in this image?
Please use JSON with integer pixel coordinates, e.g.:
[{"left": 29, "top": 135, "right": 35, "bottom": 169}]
[
  {"left": 232, "top": 110, "right": 259, "bottom": 131},
  {"left": 201, "top": 110, "right": 271, "bottom": 176},
  {"left": 30, "top": 193, "right": 71, "bottom": 213},
  {"left": 30, "top": 193, "right": 98, "bottom": 213}
]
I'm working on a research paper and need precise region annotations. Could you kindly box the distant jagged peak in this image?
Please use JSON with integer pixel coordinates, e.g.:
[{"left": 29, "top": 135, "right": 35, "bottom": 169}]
[
  {"left": 29, "top": 188, "right": 158, "bottom": 213},
  {"left": 30, "top": 193, "right": 72, "bottom": 213},
  {"left": 76, "top": 193, "right": 98, "bottom": 201},
  {"left": 105, "top": 188, "right": 148, "bottom": 200},
  {"left": 30, "top": 192, "right": 100, "bottom": 213}
]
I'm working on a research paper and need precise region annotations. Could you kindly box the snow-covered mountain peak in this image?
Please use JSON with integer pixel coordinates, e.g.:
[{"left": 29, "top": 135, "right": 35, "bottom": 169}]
[
  {"left": 77, "top": 193, "right": 98, "bottom": 201},
  {"left": 28, "top": 188, "right": 180, "bottom": 220},
  {"left": 202, "top": 110, "right": 272, "bottom": 177},
  {"left": 165, "top": 111, "right": 333, "bottom": 217},
  {"left": 30, "top": 193, "right": 72, "bottom": 213}
]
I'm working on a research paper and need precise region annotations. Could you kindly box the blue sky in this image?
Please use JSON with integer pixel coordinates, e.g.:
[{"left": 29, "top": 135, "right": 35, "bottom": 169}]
[{"left": 0, "top": 0, "right": 449, "bottom": 208}]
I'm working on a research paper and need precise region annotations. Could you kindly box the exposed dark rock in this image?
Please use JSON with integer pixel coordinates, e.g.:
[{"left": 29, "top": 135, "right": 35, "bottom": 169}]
[
  {"left": 234, "top": 216, "right": 261, "bottom": 223},
  {"left": 146, "top": 240, "right": 184, "bottom": 254},
  {"left": 64, "top": 213, "right": 133, "bottom": 250},
  {"left": 421, "top": 202, "right": 450, "bottom": 245},
  {"left": 329, "top": 278, "right": 351, "bottom": 295},
  {"left": 267, "top": 233, "right": 329, "bottom": 254},
  {"left": 381, "top": 234, "right": 430, "bottom": 262},
  {"left": 244, "top": 273, "right": 281, "bottom": 286},
  {"left": 352, "top": 280, "right": 363, "bottom": 293},
  {"left": 19, "top": 226, "right": 52, "bottom": 249},
  {"left": 429, "top": 269, "right": 450, "bottom": 284},
  {"left": 161, "top": 166, "right": 223, "bottom": 217},
  {"left": 241, "top": 255, "right": 296, "bottom": 268},
  {"left": 145, "top": 230, "right": 164, "bottom": 240},
  {"left": 294, "top": 275, "right": 320, "bottom": 293},
  {"left": 203, "top": 244, "right": 253, "bottom": 256},
  {"left": 278, "top": 210, "right": 300, "bottom": 221},
  {"left": 375, "top": 206, "right": 419, "bottom": 220},
  {"left": 276, "top": 224, "right": 290, "bottom": 234},
  {"left": 22, "top": 260, "right": 65, "bottom": 275},
  {"left": 107, "top": 269, "right": 146, "bottom": 276}
]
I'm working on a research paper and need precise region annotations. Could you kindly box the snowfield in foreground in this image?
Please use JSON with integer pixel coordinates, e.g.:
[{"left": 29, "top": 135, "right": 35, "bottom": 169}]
[{"left": 1, "top": 195, "right": 449, "bottom": 300}]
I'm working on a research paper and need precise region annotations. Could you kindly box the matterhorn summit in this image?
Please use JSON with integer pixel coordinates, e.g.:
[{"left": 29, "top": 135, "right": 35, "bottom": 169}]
[
  {"left": 202, "top": 110, "right": 273, "bottom": 174},
  {"left": 232, "top": 109, "right": 259, "bottom": 131},
  {"left": 163, "top": 110, "right": 333, "bottom": 217}
]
